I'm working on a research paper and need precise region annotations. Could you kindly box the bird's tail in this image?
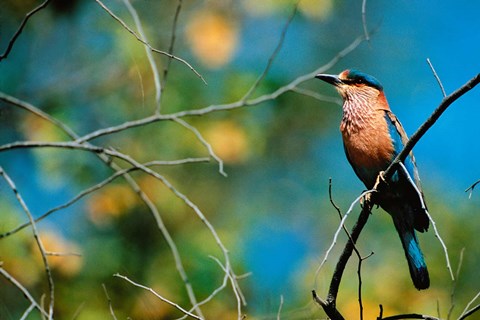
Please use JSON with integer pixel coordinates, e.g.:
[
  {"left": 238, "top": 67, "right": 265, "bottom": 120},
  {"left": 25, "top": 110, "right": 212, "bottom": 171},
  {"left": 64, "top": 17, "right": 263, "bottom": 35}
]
[{"left": 392, "top": 216, "right": 430, "bottom": 290}]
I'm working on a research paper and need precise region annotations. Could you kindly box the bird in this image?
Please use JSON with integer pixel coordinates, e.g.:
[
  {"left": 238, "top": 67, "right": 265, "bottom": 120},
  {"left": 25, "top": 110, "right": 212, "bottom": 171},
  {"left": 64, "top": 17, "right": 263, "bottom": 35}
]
[{"left": 315, "top": 69, "right": 430, "bottom": 290}]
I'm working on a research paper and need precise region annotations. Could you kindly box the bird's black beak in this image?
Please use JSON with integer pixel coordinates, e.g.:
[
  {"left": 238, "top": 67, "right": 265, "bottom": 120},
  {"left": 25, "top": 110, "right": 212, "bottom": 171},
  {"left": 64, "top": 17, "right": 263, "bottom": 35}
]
[{"left": 315, "top": 73, "right": 343, "bottom": 87}]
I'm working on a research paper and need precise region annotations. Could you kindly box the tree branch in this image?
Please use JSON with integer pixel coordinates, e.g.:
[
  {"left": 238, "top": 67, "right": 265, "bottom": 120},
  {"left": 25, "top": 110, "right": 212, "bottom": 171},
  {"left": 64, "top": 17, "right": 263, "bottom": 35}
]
[
  {"left": 0, "top": 266, "right": 49, "bottom": 318},
  {"left": 94, "top": 0, "right": 206, "bottom": 84},
  {"left": 114, "top": 273, "right": 203, "bottom": 320},
  {"left": 383, "top": 73, "right": 480, "bottom": 180},
  {"left": 71, "top": 35, "right": 366, "bottom": 144},
  {"left": 0, "top": 168, "right": 55, "bottom": 319},
  {"left": 0, "top": 0, "right": 51, "bottom": 61}
]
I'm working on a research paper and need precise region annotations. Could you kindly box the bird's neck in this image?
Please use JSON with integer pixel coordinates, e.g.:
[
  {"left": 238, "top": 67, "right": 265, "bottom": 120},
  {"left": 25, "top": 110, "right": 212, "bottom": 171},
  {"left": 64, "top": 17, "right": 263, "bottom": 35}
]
[{"left": 341, "top": 91, "right": 389, "bottom": 133}]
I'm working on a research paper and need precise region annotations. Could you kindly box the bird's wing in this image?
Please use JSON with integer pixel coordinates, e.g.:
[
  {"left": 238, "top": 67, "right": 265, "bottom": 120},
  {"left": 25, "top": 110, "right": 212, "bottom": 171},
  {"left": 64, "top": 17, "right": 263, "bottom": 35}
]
[
  {"left": 383, "top": 110, "right": 420, "bottom": 186},
  {"left": 383, "top": 110, "right": 430, "bottom": 232}
]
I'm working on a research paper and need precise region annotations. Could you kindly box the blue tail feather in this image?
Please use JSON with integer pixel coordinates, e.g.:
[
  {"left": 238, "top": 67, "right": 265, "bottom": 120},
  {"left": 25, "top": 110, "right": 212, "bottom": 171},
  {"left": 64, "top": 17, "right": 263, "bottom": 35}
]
[{"left": 396, "top": 221, "right": 430, "bottom": 290}]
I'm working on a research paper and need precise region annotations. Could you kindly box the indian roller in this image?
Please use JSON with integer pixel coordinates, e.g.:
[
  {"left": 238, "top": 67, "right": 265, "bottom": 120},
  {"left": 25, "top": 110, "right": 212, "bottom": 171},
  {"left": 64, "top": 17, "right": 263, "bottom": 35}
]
[{"left": 315, "top": 69, "right": 430, "bottom": 290}]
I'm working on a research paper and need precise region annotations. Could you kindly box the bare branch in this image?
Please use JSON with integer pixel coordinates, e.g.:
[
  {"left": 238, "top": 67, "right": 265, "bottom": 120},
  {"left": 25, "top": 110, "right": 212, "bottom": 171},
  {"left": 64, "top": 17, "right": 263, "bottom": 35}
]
[
  {"left": 312, "top": 290, "right": 345, "bottom": 320},
  {"left": 0, "top": 266, "right": 49, "bottom": 318},
  {"left": 361, "top": 0, "right": 369, "bottom": 42},
  {"left": 398, "top": 162, "right": 454, "bottom": 280},
  {"left": 0, "top": 168, "right": 55, "bottom": 319},
  {"left": 0, "top": 158, "right": 208, "bottom": 239},
  {"left": 328, "top": 178, "right": 370, "bottom": 320},
  {"left": 378, "top": 313, "right": 440, "bottom": 320},
  {"left": 458, "top": 291, "right": 480, "bottom": 320},
  {"left": 291, "top": 86, "right": 342, "bottom": 105},
  {"left": 123, "top": 0, "right": 163, "bottom": 113},
  {"left": 207, "top": 256, "right": 247, "bottom": 317},
  {"left": 426, "top": 58, "right": 447, "bottom": 97},
  {"left": 465, "top": 179, "right": 480, "bottom": 199},
  {"left": 19, "top": 303, "right": 36, "bottom": 320},
  {"left": 102, "top": 284, "right": 118, "bottom": 320},
  {"left": 276, "top": 295, "right": 284, "bottom": 320},
  {"left": 72, "top": 35, "right": 366, "bottom": 144},
  {"left": 448, "top": 248, "right": 465, "bottom": 320},
  {"left": 163, "top": 0, "right": 183, "bottom": 86},
  {"left": 383, "top": 73, "right": 480, "bottom": 181},
  {"left": 458, "top": 304, "right": 480, "bottom": 320},
  {"left": 0, "top": 0, "right": 51, "bottom": 61},
  {"left": 45, "top": 251, "right": 82, "bottom": 257},
  {"left": 94, "top": 0, "right": 206, "bottom": 84},
  {"left": 173, "top": 117, "right": 227, "bottom": 177},
  {"left": 241, "top": 2, "right": 298, "bottom": 101},
  {"left": 314, "top": 190, "right": 374, "bottom": 288},
  {"left": 114, "top": 273, "right": 203, "bottom": 320},
  {"left": 0, "top": 92, "right": 78, "bottom": 139}
]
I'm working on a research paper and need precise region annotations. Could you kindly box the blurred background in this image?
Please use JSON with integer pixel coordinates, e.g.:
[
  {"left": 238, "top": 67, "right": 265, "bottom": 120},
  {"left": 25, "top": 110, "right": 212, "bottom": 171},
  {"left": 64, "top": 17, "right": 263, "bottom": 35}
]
[{"left": 0, "top": 0, "right": 479, "bottom": 319}]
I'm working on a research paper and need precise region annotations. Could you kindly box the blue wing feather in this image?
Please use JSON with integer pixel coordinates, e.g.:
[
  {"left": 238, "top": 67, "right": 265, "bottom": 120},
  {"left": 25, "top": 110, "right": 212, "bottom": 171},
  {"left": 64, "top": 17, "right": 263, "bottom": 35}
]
[
  {"left": 382, "top": 110, "right": 429, "bottom": 233},
  {"left": 384, "top": 111, "right": 418, "bottom": 185}
]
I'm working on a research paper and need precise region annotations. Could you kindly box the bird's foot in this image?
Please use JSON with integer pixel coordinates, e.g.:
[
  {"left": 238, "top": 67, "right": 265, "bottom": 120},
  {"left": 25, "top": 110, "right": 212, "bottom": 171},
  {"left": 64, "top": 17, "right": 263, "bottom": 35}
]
[
  {"left": 373, "top": 171, "right": 388, "bottom": 190},
  {"left": 360, "top": 191, "right": 377, "bottom": 210}
]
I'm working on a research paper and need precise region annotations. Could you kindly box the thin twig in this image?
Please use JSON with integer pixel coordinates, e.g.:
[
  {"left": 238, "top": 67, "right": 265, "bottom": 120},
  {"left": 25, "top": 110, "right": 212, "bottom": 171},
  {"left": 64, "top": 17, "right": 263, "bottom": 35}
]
[
  {"left": 178, "top": 257, "right": 250, "bottom": 320},
  {"left": 19, "top": 303, "right": 36, "bottom": 320},
  {"left": 458, "top": 304, "right": 480, "bottom": 320},
  {"left": 241, "top": 2, "right": 298, "bottom": 101},
  {"left": 177, "top": 257, "right": 230, "bottom": 320},
  {"left": 173, "top": 117, "right": 227, "bottom": 177},
  {"left": 465, "top": 179, "right": 480, "bottom": 199},
  {"left": 0, "top": 0, "right": 51, "bottom": 61},
  {"left": 123, "top": 0, "right": 163, "bottom": 113},
  {"left": 314, "top": 190, "right": 374, "bottom": 288},
  {"left": 114, "top": 273, "right": 203, "bottom": 320},
  {"left": 358, "top": 252, "right": 374, "bottom": 320},
  {"left": 0, "top": 92, "right": 78, "bottom": 138},
  {"left": 0, "top": 168, "right": 55, "bottom": 319},
  {"left": 361, "top": 0, "right": 369, "bottom": 42},
  {"left": 163, "top": 0, "right": 183, "bottom": 86},
  {"left": 398, "top": 162, "right": 454, "bottom": 280},
  {"left": 207, "top": 256, "right": 247, "bottom": 318},
  {"left": 458, "top": 291, "right": 480, "bottom": 320},
  {"left": 328, "top": 178, "right": 369, "bottom": 320},
  {"left": 290, "top": 86, "right": 342, "bottom": 105},
  {"left": 427, "top": 58, "right": 447, "bottom": 98},
  {"left": 71, "top": 35, "right": 366, "bottom": 144},
  {"left": 0, "top": 264, "right": 49, "bottom": 317},
  {"left": 71, "top": 302, "right": 85, "bottom": 320},
  {"left": 102, "top": 284, "right": 118, "bottom": 320},
  {"left": 45, "top": 251, "right": 82, "bottom": 257},
  {"left": 277, "top": 295, "right": 284, "bottom": 320},
  {"left": 448, "top": 248, "right": 465, "bottom": 320},
  {"left": 0, "top": 158, "right": 208, "bottom": 239},
  {"left": 378, "top": 313, "right": 440, "bottom": 320},
  {"left": 94, "top": 0, "right": 206, "bottom": 84}
]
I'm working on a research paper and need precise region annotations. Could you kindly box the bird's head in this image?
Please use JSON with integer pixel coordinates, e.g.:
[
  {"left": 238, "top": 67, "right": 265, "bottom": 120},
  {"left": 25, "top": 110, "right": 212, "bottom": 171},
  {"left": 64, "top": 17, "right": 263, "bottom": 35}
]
[{"left": 315, "top": 69, "right": 383, "bottom": 101}]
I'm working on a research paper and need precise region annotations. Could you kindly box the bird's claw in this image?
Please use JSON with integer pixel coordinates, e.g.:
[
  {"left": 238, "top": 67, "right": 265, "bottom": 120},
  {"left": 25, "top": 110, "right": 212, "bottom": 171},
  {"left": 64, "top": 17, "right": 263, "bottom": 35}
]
[
  {"left": 373, "top": 171, "right": 388, "bottom": 190},
  {"left": 360, "top": 191, "right": 377, "bottom": 210}
]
